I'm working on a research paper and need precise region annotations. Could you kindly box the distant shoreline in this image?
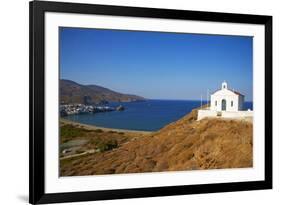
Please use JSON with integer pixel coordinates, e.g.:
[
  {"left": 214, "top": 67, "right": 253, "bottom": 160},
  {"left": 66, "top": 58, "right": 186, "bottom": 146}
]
[{"left": 60, "top": 118, "right": 153, "bottom": 134}]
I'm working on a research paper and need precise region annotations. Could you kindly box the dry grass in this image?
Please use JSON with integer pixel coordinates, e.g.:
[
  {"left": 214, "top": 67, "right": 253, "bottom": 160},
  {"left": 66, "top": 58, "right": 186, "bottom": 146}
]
[{"left": 60, "top": 108, "right": 253, "bottom": 176}]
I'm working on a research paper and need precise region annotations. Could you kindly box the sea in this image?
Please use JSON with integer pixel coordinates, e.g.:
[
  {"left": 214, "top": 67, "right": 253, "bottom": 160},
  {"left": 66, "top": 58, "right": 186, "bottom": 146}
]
[{"left": 63, "top": 100, "right": 253, "bottom": 131}]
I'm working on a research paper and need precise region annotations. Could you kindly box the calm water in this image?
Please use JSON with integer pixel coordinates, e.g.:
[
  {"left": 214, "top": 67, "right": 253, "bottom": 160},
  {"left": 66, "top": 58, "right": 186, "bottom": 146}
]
[{"left": 63, "top": 100, "right": 253, "bottom": 131}]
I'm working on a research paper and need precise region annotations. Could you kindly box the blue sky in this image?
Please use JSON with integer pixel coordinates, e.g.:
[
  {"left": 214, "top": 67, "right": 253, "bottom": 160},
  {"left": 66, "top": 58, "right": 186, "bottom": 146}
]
[{"left": 60, "top": 27, "right": 253, "bottom": 101}]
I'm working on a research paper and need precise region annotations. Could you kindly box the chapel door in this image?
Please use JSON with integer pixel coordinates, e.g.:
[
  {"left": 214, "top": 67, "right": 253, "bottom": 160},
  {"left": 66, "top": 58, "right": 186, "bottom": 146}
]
[{"left": 221, "top": 99, "right": 226, "bottom": 111}]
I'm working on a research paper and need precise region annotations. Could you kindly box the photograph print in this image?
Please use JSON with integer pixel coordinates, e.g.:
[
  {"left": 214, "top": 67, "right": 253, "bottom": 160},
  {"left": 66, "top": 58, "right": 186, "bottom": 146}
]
[{"left": 59, "top": 27, "right": 253, "bottom": 176}]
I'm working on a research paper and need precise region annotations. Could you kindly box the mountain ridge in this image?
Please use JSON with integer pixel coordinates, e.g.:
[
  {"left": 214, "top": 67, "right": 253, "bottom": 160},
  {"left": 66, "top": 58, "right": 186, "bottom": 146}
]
[{"left": 60, "top": 79, "right": 145, "bottom": 104}]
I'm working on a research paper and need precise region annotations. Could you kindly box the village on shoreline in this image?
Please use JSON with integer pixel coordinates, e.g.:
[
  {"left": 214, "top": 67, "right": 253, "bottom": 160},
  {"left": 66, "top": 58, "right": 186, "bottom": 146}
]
[{"left": 60, "top": 103, "right": 125, "bottom": 116}]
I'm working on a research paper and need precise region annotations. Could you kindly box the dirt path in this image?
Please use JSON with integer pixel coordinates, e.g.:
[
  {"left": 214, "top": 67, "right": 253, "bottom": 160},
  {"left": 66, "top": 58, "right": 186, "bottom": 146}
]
[{"left": 60, "top": 149, "right": 98, "bottom": 160}]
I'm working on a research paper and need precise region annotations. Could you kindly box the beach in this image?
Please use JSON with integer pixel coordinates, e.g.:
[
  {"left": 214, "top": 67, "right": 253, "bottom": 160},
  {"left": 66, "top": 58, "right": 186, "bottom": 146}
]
[{"left": 60, "top": 118, "right": 153, "bottom": 135}]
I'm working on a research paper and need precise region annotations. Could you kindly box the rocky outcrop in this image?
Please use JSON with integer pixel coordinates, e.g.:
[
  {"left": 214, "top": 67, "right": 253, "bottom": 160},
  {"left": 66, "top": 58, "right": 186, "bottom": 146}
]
[{"left": 116, "top": 105, "right": 125, "bottom": 111}]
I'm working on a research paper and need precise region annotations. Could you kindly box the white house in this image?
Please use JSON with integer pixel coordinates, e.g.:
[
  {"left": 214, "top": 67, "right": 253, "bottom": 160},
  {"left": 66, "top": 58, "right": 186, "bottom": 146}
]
[
  {"left": 197, "top": 81, "right": 253, "bottom": 121},
  {"left": 210, "top": 81, "right": 244, "bottom": 112}
]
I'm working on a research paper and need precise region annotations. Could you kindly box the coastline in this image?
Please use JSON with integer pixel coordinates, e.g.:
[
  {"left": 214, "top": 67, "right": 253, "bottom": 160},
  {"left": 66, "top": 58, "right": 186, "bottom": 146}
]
[
  {"left": 60, "top": 118, "right": 154, "bottom": 135},
  {"left": 60, "top": 106, "right": 253, "bottom": 176}
]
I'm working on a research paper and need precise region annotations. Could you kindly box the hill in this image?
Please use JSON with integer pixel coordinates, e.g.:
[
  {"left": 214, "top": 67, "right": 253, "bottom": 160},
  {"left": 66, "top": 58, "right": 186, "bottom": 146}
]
[
  {"left": 60, "top": 108, "right": 253, "bottom": 176},
  {"left": 60, "top": 79, "right": 145, "bottom": 104}
]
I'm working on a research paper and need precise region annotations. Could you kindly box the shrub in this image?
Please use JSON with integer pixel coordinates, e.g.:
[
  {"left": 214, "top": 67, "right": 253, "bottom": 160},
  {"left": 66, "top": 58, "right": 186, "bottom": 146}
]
[
  {"left": 60, "top": 124, "right": 86, "bottom": 138},
  {"left": 97, "top": 140, "right": 118, "bottom": 152},
  {"left": 93, "top": 129, "right": 103, "bottom": 133}
]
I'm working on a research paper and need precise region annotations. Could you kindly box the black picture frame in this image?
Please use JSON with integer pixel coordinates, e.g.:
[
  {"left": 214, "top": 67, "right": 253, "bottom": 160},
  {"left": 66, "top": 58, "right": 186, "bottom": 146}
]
[{"left": 29, "top": 0, "right": 272, "bottom": 204}]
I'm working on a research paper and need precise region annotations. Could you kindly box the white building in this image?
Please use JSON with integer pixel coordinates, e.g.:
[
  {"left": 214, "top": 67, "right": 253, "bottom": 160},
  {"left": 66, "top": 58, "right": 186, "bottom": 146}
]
[
  {"left": 210, "top": 81, "right": 244, "bottom": 112},
  {"left": 197, "top": 81, "right": 253, "bottom": 121}
]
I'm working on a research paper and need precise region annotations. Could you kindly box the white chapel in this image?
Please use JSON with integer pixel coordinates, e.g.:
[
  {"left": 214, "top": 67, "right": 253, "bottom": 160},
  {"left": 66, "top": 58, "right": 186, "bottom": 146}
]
[
  {"left": 197, "top": 81, "right": 252, "bottom": 121},
  {"left": 210, "top": 81, "right": 244, "bottom": 112}
]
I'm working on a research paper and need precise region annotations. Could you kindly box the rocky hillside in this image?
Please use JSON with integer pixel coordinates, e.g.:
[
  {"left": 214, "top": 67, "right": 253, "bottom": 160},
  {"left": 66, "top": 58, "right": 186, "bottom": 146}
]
[
  {"left": 60, "top": 79, "right": 145, "bottom": 104},
  {"left": 60, "top": 108, "right": 253, "bottom": 176}
]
